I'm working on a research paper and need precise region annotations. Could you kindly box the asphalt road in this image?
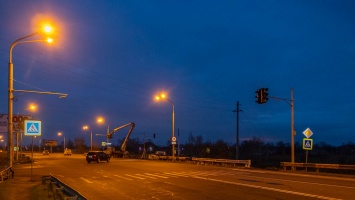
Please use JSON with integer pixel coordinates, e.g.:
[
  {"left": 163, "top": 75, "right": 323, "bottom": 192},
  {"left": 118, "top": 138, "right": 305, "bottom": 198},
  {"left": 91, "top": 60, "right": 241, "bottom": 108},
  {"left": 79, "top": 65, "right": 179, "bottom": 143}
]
[{"left": 28, "top": 153, "right": 355, "bottom": 199}]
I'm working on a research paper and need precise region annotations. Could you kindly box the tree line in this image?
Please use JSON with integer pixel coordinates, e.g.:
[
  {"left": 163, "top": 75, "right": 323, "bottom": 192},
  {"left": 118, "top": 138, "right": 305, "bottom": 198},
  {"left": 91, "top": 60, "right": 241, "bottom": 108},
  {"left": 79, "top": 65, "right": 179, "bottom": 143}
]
[{"left": 17, "top": 133, "right": 354, "bottom": 168}]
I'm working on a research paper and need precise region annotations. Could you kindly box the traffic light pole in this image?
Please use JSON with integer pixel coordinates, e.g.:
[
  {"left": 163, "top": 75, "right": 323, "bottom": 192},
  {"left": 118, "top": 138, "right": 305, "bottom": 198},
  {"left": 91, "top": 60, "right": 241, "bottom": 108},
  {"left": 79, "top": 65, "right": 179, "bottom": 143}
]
[{"left": 268, "top": 88, "right": 295, "bottom": 169}]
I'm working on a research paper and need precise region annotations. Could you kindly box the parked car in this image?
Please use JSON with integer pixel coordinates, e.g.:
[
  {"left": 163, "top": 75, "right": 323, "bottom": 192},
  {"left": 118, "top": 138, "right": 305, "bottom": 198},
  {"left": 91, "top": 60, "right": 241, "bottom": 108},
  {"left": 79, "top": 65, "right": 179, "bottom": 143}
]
[
  {"left": 86, "top": 151, "right": 110, "bottom": 163},
  {"left": 155, "top": 151, "right": 167, "bottom": 156},
  {"left": 43, "top": 150, "right": 49, "bottom": 155},
  {"left": 64, "top": 149, "right": 72, "bottom": 156},
  {"left": 18, "top": 154, "right": 31, "bottom": 163}
]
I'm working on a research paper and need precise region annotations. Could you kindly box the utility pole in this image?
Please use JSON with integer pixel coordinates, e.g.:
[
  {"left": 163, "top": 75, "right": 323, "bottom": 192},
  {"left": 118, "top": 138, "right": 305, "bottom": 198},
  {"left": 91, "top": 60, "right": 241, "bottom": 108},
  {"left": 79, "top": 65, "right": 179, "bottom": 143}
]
[
  {"left": 291, "top": 88, "right": 295, "bottom": 166},
  {"left": 177, "top": 128, "right": 180, "bottom": 156},
  {"left": 233, "top": 101, "right": 242, "bottom": 160}
]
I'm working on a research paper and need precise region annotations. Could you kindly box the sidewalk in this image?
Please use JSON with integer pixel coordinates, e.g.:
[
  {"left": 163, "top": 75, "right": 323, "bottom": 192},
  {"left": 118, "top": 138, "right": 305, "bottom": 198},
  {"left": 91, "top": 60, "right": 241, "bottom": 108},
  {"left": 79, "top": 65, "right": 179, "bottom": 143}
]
[{"left": 0, "top": 163, "right": 50, "bottom": 200}]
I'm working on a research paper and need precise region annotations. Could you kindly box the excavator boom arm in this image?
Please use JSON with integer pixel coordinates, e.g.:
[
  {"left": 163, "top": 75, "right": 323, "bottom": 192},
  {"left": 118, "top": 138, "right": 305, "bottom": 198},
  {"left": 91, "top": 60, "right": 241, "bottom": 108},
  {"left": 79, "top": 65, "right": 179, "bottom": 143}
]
[{"left": 107, "top": 122, "right": 135, "bottom": 152}]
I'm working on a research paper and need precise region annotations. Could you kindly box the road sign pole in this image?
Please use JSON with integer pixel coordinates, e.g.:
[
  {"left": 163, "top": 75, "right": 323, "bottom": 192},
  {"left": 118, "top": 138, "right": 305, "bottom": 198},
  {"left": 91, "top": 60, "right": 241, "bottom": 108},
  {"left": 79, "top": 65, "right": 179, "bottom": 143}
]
[
  {"left": 31, "top": 136, "right": 34, "bottom": 181},
  {"left": 306, "top": 150, "right": 308, "bottom": 172}
]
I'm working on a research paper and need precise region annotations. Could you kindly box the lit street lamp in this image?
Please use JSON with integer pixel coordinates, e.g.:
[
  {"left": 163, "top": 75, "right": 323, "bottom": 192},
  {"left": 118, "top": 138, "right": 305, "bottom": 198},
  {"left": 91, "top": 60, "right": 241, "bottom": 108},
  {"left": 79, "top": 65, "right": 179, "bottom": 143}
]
[
  {"left": 0, "top": 135, "right": 4, "bottom": 151},
  {"left": 155, "top": 93, "right": 175, "bottom": 160},
  {"left": 7, "top": 24, "right": 67, "bottom": 167},
  {"left": 97, "top": 117, "right": 104, "bottom": 124},
  {"left": 57, "top": 132, "right": 65, "bottom": 152},
  {"left": 97, "top": 116, "right": 109, "bottom": 143},
  {"left": 28, "top": 104, "right": 37, "bottom": 112},
  {"left": 17, "top": 103, "right": 38, "bottom": 161},
  {"left": 82, "top": 125, "right": 92, "bottom": 151}
]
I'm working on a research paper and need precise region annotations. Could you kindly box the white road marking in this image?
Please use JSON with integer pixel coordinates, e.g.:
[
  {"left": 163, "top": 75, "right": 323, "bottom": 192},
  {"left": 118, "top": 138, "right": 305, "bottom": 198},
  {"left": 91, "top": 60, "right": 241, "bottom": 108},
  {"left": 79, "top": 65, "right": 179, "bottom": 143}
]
[
  {"left": 125, "top": 174, "right": 145, "bottom": 180},
  {"left": 145, "top": 173, "right": 169, "bottom": 178},
  {"left": 80, "top": 177, "right": 93, "bottom": 183},
  {"left": 135, "top": 174, "right": 157, "bottom": 179},
  {"left": 164, "top": 172, "right": 189, "bottom": 177},
  {"left": 194, "top": 176, "right": 342, "bottom": 200},
  {"left": 236, "top": 174, "right": 355, "bottom": 189},
  {"left": 114, "top": 175, "right": 132, "bottom": 181}
]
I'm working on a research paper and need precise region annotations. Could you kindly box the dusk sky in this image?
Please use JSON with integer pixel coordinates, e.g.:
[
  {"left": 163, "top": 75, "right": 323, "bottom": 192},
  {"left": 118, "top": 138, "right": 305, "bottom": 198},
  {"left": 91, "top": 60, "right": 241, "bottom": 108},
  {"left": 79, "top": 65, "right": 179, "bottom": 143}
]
[{"left": 1, "top": 1, "right": 354, "bottom": 147}]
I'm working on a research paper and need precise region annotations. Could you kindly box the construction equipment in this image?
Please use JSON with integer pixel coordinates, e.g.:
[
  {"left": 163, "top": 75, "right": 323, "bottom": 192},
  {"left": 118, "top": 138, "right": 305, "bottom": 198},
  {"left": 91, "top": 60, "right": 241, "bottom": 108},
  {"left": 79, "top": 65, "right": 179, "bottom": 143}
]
[{"left": 106, "top": 122, "right": 135, "bottom": 158}]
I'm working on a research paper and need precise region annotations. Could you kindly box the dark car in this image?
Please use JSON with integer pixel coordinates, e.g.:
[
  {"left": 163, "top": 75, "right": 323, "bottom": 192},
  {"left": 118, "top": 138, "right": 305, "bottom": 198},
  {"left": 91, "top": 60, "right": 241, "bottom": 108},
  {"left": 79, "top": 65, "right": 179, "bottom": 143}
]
[{"left": 86, "top": 151, "right": 110, "bottom": 163}]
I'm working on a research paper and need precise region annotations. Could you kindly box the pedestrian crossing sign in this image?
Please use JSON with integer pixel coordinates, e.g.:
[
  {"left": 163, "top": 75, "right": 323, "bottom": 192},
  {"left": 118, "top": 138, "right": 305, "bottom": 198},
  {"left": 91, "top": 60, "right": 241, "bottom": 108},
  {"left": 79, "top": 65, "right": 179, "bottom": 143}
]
[
  {"left": 303, "top": 138, "right": 313, "bottom": 150},
  {"left": 24, "top": 120, "right": 42, "bottom": 136}
]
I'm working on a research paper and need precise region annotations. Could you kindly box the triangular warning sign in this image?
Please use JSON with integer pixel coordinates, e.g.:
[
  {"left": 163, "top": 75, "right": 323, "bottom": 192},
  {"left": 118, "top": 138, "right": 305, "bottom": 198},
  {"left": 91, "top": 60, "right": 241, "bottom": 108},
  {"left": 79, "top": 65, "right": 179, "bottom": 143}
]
[
  {"left": 305, "top": 141, "right": 311, "bottom": 148},
  {"left": 28, "top": 123, "right": 38, "bottom": 132}
]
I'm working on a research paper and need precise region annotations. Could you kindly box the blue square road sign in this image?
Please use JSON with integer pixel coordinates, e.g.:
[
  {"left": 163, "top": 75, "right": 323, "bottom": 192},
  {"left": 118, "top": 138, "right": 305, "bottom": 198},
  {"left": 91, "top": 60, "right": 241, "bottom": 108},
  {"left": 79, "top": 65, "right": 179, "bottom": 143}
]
[
  {"left": 24, "top": 120, "right": 42, "bottom": 136},
  {"left": 303, "top": 138, "right": 313, "bottom": 150}
]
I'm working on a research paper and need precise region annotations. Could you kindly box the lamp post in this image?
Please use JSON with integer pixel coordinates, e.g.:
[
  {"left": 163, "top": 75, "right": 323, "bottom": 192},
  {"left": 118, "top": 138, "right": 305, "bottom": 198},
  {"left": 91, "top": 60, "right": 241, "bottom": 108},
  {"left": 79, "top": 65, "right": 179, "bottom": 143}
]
[
  {"left": 18, "top": 103, "right": 38, "bottom": 159},
  {"left": 97, "top": 117, "right": 109, "bottom": 148},
  {"left": 95, "top": 134, "right": 107, "bottom": 151},
  {"left": 0, "top": 135, "right": 4, "bottom": 151},
  {"left": 82, "top": 125, "right": 92, "bottom": 151},
  {"left": 57, "top": 132, "right": 65, "bottom": 152},
  {"left": 155, "top": 93, "right": 175, "bottom": 160},
  {"left": 7, "top": 25, "right": 54, "bottom": 167}
]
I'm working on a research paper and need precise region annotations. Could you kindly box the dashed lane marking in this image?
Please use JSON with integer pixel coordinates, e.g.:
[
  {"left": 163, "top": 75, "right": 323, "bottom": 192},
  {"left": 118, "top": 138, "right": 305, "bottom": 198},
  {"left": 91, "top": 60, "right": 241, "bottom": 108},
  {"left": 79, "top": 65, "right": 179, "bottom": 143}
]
[
  {"left": 145, "top": 173, "right": 169, "bottom": 178},
  {"left": 164, "top": 172, "right": 189, "bottom": 177},
  {"left": 80, "top": 177, "right": 93, "bottom": 184},
  {"left": 135, "top": 174, "right": 157, "bottom": 179},
  {"left": 114, "top": 175, "right": 132, "bottom": 181},
  {"left": 125, "top": 174, "right": 145, "bottom": 180}
]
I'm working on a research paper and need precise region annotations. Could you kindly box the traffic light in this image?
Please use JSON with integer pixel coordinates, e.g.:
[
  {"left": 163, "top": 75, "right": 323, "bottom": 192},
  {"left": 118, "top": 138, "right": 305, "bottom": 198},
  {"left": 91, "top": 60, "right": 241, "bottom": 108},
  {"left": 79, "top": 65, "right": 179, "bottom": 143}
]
[
  {"left": 261, "top": 88, "right": 269, "bottom": 103},
  {"left": 255, "top": 89, "right": 262, "bottom": 104},
  {"left": 153, "top": 133, "right": 156, "bottom": 139},
  {"left": 255, "top": 88, "right": 269, "bottom": 104}
]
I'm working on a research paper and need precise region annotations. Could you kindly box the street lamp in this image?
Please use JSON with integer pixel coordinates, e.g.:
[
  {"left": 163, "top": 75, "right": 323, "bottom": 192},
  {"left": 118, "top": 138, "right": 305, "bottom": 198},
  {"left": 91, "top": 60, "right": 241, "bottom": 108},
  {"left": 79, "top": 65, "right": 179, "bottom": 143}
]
[
  {"left": 28, "top": 103, "right": 37, "bottom": 112},
  {"left": 155, "top": 92, "right": 175, "bottom": 160},
  {"left": 57, "top": 132, "right": 65, "bottom": 152},
  {"left": 7, "top": 25, "right": 54, "bottom": 167},
  {"left": 17, "top": 103, "right": 39, "bottom": 160},
  {"left": 97, "top": 116, "right": 109, "bottom": 149},
  {"left": 0, "top": 135, "right": 4, "bottom": 151},
  {"left": 82, "top": 125, "right": 92, "bottom": 151},
  {"left": 97, "top": 117, "right": 104, "bottom": 124}
]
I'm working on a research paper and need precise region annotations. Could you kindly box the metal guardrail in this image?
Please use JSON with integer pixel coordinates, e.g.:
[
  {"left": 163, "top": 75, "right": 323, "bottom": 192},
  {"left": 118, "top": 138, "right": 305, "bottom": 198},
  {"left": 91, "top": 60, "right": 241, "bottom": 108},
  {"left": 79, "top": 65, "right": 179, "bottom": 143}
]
[
  {"left": 191, "top": 158, "right": 251, "bottom": 168},
  {"left": 0, "top": 167, "right": 14, "bottom": 182},
  {"left": 149, "top": 155, "right": 251, "bottom": 168},
  {"left": 42, "top": 174, "right": 87, "bottom": 200},
  {"left": 281, "top": 162, "right": 355, "bottom": 172}
]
